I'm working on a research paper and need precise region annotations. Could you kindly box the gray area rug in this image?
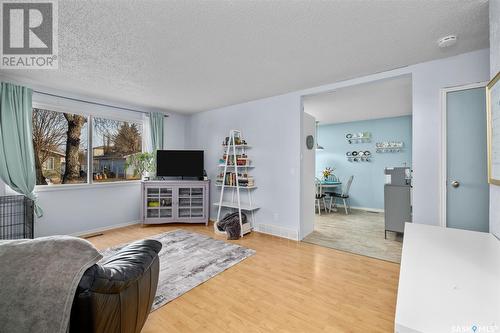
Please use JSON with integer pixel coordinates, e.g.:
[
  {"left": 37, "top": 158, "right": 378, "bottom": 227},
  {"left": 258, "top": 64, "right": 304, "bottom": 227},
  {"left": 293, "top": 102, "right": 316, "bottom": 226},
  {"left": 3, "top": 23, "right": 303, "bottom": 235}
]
[{"left": 100, "top": 229, "right": 255, "bottom": 311}]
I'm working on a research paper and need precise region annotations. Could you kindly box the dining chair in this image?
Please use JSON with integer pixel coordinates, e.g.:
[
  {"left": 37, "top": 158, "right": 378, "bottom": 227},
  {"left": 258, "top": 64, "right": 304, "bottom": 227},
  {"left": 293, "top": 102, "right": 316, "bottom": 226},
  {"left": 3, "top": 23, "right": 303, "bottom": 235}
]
[
  {"left": 331, "top": 175, "right": 354, "bottom": 214},
  {"left": 315, "top": 178, "right": 327, "bottom": 215}
]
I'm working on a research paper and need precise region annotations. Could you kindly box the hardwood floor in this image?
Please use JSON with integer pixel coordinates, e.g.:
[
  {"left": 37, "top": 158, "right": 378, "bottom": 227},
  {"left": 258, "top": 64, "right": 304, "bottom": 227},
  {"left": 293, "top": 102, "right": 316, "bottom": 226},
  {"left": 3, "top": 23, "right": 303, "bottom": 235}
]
[
  {"left": 89, "top": 223, "right": 400, "bottom": 332},
  {"left": 303, "top": 209, "right": 403, "bottom": 263}
]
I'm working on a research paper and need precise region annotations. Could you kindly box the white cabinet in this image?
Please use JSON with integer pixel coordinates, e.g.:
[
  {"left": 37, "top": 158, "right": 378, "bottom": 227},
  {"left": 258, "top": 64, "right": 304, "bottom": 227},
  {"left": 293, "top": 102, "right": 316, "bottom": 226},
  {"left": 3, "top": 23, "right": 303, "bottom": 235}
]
[
  {"left": 141, "top": 180, "right": 209, "bottom": 225},
  {"left": 395, "top": 223, "right": 500, "bottom": 333}
]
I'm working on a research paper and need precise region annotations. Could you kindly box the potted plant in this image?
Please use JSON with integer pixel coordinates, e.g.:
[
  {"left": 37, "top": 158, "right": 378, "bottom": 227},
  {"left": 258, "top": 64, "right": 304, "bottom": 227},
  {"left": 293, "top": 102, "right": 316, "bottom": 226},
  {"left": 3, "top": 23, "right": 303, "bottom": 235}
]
[
  {"left": 322, "top": 167, "right": 335, "bottom": 181},
  {"left": 126, "top": 152, "right": 155, "bottom": 180}
]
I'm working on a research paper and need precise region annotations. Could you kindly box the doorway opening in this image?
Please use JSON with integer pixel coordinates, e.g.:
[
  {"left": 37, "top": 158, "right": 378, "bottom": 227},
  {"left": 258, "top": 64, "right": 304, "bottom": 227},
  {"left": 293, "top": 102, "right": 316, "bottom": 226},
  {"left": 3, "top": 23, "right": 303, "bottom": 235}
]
[{"left": 300, "top": 75, "right": 413, "bottom": 263}]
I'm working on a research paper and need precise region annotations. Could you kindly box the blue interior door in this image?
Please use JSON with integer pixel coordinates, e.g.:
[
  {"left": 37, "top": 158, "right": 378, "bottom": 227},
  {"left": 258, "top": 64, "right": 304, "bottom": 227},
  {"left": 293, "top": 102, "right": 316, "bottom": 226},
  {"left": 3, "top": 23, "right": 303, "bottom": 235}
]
[{"left": 446, "top": 87, "right": 489, "bottom": 232}]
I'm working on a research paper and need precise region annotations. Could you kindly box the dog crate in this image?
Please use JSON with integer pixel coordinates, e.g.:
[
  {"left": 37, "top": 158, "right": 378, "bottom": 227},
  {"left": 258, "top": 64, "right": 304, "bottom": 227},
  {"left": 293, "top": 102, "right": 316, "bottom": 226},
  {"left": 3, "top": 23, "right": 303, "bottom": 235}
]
[{"left": 0, "top": 195, "right": 34, "bottom": 239}]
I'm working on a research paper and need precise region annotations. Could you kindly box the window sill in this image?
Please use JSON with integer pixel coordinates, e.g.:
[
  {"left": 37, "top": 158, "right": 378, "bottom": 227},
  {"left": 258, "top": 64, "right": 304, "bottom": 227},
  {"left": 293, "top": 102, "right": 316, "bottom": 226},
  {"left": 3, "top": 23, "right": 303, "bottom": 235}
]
[{"left": 35, "top": 180, "right": 142, "bottom": 192}]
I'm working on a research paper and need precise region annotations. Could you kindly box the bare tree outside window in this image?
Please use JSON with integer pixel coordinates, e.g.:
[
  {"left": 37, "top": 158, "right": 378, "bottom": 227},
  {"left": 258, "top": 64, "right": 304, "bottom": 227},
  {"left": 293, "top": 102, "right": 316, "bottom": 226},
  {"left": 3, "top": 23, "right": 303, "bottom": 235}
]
[
  {"left": 63, "top": 113, "right": 87, "bottom": 184},
  {"left": 32, "top": 108, "right": 65, "bottom": 184},
  {"left": 32, "top": 108, "right": 88, "bottom": 185},
  {"left": 32, "top": 108, "right": 142, "bottom": 185},
  {"left": 92, "top": 117, "right": 143, "bottom": 182}
]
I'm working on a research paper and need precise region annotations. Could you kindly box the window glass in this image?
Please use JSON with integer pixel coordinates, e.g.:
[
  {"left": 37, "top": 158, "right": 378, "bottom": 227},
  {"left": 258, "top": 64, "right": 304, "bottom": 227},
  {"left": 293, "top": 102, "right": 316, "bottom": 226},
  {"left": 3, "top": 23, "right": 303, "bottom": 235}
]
[
  {"left": 32, "top": 108, "right": 88, "bottom": 185},
  {"left": 92, "top": 118, "right": 143, "bottom": 182},
  {"left": 43, "top": 157, "right": 55, "bottom": 170}
]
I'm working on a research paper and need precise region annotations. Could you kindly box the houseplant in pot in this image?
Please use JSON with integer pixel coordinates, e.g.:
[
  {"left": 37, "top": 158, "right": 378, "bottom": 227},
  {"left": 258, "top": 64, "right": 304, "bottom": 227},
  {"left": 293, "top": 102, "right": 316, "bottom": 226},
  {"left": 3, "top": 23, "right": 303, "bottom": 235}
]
[
  {"left": 322, "top": 167, "right": 336, "bottom": 181},
  {"left": 126, "top": 152, "right": 155, "bottom": 180}
]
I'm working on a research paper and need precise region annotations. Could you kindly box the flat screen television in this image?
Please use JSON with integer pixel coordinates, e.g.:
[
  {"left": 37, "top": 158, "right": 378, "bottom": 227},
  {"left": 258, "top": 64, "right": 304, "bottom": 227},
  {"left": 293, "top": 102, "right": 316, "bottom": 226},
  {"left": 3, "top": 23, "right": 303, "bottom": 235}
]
[{"left": 156, "top": 150, "right": 204, "bottom": 179}]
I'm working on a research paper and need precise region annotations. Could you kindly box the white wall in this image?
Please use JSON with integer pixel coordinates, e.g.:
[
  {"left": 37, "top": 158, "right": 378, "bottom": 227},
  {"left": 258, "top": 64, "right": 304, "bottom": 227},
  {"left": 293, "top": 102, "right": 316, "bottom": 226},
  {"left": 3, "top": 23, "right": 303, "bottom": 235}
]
[
  {"left": 165, "top": 112, "right": 189, "bottom": 149},
  {"left": 490, "top": 0, "right": 500, "bottom": 239},
  {"left": 0, "top": 74, "right": 188, "bottom": 237},
  {"left": 411, "top": 50, "right": 490, "bottom": 225},
  {"left": 300, "top": 112, "right": 316, "bottom": 239},
  {"left": 33, "top": 183, "right": 142, "bottom": 236},
  {"left": 1, "top": 50, "right": 490, "bottom": 238},
  {"left": 186, "top": 49, "right": 489, "bottom": 238},
  {"left": 186, "top": 93, "right": 302, "bottom": 238}
]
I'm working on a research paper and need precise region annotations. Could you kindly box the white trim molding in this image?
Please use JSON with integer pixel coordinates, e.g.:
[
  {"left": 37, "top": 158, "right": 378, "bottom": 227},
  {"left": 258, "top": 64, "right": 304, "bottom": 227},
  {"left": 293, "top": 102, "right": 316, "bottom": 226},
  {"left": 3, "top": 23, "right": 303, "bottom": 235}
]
[
  {"left": 255, "top": 223, "right": 299, "bottom": 241},
  {"left": 70, "top": 220, "right": 141, "bottom": 238},
  {"left": 34, "top": 180, "right": 141, "bottom": 193},
  {"left": 349, "top": 206, "right": 384, "bottom": 213}
]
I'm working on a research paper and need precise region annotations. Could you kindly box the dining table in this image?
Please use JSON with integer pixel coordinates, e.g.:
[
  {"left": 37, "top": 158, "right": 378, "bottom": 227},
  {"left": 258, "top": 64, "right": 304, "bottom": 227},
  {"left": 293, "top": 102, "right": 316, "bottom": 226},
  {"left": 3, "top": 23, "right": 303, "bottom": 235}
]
[{"left": 318, "top": 180, "right": 342, "bottom": 196}]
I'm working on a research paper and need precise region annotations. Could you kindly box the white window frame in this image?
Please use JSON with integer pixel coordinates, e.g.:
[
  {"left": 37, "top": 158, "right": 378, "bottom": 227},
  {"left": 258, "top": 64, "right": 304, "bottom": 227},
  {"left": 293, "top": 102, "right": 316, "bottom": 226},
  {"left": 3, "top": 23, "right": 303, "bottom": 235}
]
[{"left": 33, "top": 98, "right": 146, "bottom": 191}]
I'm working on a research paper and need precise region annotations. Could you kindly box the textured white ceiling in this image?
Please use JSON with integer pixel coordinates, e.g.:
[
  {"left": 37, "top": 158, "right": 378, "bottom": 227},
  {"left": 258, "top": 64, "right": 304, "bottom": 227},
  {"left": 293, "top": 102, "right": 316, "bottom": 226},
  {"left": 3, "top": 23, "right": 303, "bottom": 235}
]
[
  {"left": 303, "top": 75, "right": 412, "bottom": 124},
  {"left": 0, "top": 0, "right": 489, "bottom": 113}
]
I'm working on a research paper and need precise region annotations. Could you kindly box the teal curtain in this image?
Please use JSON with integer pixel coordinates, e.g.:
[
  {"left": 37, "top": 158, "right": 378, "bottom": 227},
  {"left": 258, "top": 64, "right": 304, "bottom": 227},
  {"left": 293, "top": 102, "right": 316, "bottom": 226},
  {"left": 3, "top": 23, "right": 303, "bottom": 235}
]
[
  {"left": 149, "top": 112, "right": 165, "bottom": 151},
  {"left": 0, "top": 82, "right": 43, "bottom": 217}
]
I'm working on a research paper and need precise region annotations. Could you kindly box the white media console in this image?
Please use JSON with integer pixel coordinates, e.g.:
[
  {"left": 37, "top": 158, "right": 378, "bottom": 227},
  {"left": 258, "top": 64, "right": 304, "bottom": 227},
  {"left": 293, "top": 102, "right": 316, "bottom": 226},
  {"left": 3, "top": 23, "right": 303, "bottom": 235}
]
[{"left": 141, "top": 180, "right": 210, "bottom": 225}]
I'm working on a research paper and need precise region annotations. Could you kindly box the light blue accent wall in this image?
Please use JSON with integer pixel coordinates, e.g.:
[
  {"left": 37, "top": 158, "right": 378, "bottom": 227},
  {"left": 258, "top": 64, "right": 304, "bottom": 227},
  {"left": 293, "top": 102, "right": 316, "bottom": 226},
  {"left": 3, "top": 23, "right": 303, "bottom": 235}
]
[{"left": 316, "top": 116, "right": 412, "bottom": 210}]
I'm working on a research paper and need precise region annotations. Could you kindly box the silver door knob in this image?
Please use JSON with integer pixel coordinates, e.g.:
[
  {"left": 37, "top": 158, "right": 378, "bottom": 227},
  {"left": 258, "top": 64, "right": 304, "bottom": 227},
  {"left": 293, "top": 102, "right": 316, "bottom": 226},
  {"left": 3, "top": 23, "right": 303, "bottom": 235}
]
[{"left": 451, "top": 180, "right": 460, "bottom": 188}]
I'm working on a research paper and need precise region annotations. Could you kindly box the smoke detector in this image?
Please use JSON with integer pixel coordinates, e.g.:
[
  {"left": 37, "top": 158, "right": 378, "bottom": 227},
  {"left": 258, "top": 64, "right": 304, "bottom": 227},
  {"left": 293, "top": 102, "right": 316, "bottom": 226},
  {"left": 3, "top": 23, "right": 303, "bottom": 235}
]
[{"left": 437, "top": 35, "right": 457, "bottom": 48}]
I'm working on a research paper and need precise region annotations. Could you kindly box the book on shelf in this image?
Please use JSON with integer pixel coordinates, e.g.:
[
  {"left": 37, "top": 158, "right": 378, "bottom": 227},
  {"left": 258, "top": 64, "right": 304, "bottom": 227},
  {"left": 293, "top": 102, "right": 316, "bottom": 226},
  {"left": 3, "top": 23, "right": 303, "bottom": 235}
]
[{"left": 216, "top": 172, "right": 255, "bottom": 187}]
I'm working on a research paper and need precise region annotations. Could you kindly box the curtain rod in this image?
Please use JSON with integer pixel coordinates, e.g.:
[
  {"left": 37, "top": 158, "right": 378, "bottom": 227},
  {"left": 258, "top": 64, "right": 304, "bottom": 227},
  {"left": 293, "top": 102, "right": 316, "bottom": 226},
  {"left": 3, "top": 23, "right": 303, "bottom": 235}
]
[{"left": 33, "top": 90, "right": 169, "bottom": 117}]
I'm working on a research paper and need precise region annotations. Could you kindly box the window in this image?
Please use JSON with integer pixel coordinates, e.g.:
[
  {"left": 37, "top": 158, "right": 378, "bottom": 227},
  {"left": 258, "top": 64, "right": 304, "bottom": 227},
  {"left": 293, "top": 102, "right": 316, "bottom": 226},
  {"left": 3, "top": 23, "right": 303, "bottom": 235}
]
[
  {"left": 33, "top": 107, "right": 143, "bottom": 186},
  {"left": 43, "top": 157, "right": 55, "bottom": 170},
  {"left": 33, "top": 108, "right": 88, "bottom": 185},
  {"left": 92, "top": 117, "right": 143, "bottom": 182}
]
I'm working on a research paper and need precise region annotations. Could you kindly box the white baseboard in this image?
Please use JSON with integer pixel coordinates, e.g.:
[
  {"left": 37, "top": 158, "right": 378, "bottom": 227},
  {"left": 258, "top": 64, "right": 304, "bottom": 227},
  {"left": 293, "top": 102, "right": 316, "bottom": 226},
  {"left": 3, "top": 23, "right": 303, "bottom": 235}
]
[
  {"left": 349, "top": 206, "right": 384, "bottom": 213},
  {"left": 71, "top": 220, "right": 141, "bottom": 237},
  {"left": 255, "top": 223, "right": 299, "bottom": 241},
  {"left": 71, "top": 219, "right": 301, "bottom": 242}
]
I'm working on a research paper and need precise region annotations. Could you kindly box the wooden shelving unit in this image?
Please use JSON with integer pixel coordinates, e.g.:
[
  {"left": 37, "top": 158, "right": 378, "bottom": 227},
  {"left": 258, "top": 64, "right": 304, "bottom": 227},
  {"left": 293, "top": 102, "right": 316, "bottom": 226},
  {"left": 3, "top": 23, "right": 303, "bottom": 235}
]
[{"left": 214, "top": 130, "right": 258, "bottom": 237}]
